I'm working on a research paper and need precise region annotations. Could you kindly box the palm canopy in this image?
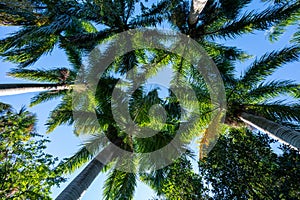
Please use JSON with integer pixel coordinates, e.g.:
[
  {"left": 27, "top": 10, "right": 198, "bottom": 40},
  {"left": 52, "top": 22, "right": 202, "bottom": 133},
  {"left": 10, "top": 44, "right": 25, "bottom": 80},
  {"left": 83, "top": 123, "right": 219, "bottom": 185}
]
[
  {"left": 167, "top": 0, "right": 300, "bottom": 39},
  {"left": 0, "top": 0, "right": 173, "bottom": 67},
  {"left": 219, "top": 46, "right": 300, "bottom": 148},
  {"left": 1, "top": 0, "right": 300, "bottom": 68},
  {"left": 54, "top": 28, "right": 227, "bottom": 198},
  {"left": 1, "top": 0, "right": 300, "bottom": 199}
]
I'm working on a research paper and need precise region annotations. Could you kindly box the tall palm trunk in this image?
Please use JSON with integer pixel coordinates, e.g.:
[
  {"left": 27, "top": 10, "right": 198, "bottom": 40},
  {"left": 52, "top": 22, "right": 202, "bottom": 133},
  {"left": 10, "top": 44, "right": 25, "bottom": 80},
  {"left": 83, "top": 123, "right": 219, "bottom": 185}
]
[
  {"left": 188, "top": 0, "right": 208, "bottom": 25},
  {"left": 0, "top": 83, "right": 69, "bottom": 96},
  {"left": 239, "top": 112, "right": 300, "bottom": 149},
  {"left": 56, "top": 144, "right": 114, "bottom": 200}
]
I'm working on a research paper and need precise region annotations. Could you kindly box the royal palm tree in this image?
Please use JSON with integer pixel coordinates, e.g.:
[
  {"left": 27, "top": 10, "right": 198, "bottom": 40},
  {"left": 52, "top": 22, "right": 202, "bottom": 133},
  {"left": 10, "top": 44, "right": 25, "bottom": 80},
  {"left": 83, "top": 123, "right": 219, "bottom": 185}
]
[
  {"left": 1, "top": 0, "right": 300, "bottom": 199},
  {"left": 0, "top": 77, "right": 70, "bottom": 97},
  {"left": 165, "top": 0, "right": 300, "bottom": 151},
  {"left": 55, "top": 85, "right": 185, "bottom": 199},
  {"left": 188, "top": 46, "right": 300, "bottom": 151}
]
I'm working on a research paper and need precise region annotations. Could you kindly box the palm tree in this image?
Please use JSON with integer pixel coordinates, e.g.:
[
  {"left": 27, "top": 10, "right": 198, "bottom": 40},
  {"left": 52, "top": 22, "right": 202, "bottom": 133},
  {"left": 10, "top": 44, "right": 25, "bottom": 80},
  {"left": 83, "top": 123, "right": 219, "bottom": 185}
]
[
  {"left": 1, "top": 0, "right": 300, "bottom": 199},
  {"left": 190, "top": 46, "right": 300, "bottom": 150},
  {"left": 188, "top": 0, "right": 208, "bottom": 25},
  {"left": 166, "top": 0, "right": 300, "bottom": 151},
  {"left": 0, "top": 83, "right": 69, "bottom": 97}
]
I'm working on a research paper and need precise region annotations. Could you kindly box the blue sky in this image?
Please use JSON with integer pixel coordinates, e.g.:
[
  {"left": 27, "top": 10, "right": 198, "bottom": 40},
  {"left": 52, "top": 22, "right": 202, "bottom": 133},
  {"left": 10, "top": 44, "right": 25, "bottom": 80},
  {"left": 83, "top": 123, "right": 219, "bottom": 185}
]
[{"left": 1, "top": 1, "right": 300, "bottom": 199}]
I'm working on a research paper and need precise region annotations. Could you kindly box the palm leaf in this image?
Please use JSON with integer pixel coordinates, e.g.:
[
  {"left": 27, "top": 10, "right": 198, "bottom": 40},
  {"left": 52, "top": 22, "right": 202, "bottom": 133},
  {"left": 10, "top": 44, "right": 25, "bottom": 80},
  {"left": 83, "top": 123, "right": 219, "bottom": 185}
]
[
  {"left": 205, "top": 2, "right": 300, "bottom": 39},
  {"left": 30, "top": 89, "right": 69, "bottom": 107},
  {"left": 46, "top": 96, "right": 73, "bottom": 133},
  {"left": 239, "top": 46, "right": 300, "bottom": 86},
  {"left": 8, "top": 68, "right": 74, "bottom": 83},
  {"left": 246, "top": 101, "right": 300, "bottom": 123},
  {"left": 245, "top": 80, "right": 300, "bottom": 103},
  {"left": 103, "top": 169, "right": 137, "bottom": 200},
  {"left": 56, "top": 147, "right": 93, "bottom": 174}
]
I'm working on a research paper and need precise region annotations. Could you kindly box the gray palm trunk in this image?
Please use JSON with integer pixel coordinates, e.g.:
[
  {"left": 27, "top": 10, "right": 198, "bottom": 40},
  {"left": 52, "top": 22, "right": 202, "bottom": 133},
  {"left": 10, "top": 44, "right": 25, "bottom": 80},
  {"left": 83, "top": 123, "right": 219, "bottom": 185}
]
[
  {"left": 0, "top": 83, "right": 69, "bottom": 96},
  {"left": 56, "top": 144, "right": 115, "bottom": 200},
  {"left": 188, "top": 0, "right": 208, "bottom": 25},
  {"left": 239, "top": 112, "right": 300, "bottom": 149},
  {"left": 55, "top": 158, "right": 104, "bottom": 200}
]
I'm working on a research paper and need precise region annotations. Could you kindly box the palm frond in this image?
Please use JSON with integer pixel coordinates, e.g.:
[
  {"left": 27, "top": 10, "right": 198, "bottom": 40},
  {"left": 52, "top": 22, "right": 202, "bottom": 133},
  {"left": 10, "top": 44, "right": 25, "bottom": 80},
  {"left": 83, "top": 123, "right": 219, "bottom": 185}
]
[
  {"left": 30, "top": 89, "right": 69, "bottom": 107},
  {"left": 1, "top": 34, "right": 58, "bottom": 67},
  {"left": 130, "top": 0, "right": 175, "bottom": 27},
  {"left": 245, "top": 80, "right": 300, "bottom": 103},
  {"left": 56, "top": 147, "right": 93, "bottom": 174},
  {"left": 8, "top": 68, "right": 74, "bottom": 83},
  {"left": 0, "top": 1, "right": 45, "bottom": 26},
  {"left": 63, "top": 46, "right": 82, "bottom": 70},
  {"left": 219, "top": 0, "right": 252, "bottom": 19},
  {"left": 267, "top": 6, "right": 299, "bottom": 42},
  {"left": 291, "top": 25, "right": 300, "bottom": 44},
  {"left": 239, "top": 46, "right": 300, "bottom": 86},
  {"left": 103, "top": 169, "right": 137, "bottom": 200},
  {"left": 246, "top": 101, "right": 300, "bottom": 123},
  {"left": 139, "top": 169, "right": 166, "bottom": 196},
  {"left": 46, "top": 96, "right": 73, "bottom": 133},
  {"left": 205, "top": 2, "right": 300, "bottom": 39}
]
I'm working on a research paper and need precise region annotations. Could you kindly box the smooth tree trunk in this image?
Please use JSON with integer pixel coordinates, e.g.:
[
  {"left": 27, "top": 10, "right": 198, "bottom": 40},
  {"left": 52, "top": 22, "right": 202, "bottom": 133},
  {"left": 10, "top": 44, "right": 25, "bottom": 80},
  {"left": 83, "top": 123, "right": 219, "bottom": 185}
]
[
  {"left": 56, "top": 144, "right": 115, "bottom": 200},
  {"left": 188, "top": 0, "right": 208, "bottom": 25},
  {"left": 0, "top": 83, "right": 69, "bottom": 96},
  {"left": 239, "top": 112, "right": 300, "bottom": 149}
]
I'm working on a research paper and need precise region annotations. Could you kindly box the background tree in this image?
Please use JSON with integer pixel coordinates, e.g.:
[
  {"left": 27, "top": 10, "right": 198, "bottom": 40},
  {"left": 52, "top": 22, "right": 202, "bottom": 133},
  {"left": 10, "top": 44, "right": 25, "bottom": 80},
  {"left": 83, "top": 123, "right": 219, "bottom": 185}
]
[
  {"left": 199, "top": 128, "right": 300, "bottom": 200},
  {"left": 0, "top": 102, "right": 65, "bottom": 199},
  {"left": 141, "top": 155, "right": 209, "bottom": 200}
]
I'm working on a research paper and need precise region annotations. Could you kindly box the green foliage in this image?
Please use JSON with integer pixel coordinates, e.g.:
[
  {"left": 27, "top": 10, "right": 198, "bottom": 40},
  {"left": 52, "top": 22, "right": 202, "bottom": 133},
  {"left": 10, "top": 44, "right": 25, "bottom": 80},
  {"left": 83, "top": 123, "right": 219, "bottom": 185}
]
[
  {"left": 199, "top": 128, "right": 300, "bottom": 200},
  {"left": 222, "top": 46, "right": 300, "bottom": 130},
  {"left": 142, "top": 156, "right": 207, "bottom": 200},
  {"left": 1, "top": 0, "right": 300, "bottom": 199},
  {"left": 239, "top": 46, "right": 300, "bottom": 86},
  {"left": 45, "top": 95, "right": 73, "bottom": 133},
  {"left": 103, "top": 170, "right": 137, "bottom": 200},
  {"left": 0, "top": 0, "right": 46, "bottom": 26},
  {"left": 9, "top": 68, "right": 75, "bottom": 84},
  {"left": 0, "top": 104, "right": 65, "bottom": 199},
  {"left": 264, "top": 0, "right": 300, "bottom": 43}
]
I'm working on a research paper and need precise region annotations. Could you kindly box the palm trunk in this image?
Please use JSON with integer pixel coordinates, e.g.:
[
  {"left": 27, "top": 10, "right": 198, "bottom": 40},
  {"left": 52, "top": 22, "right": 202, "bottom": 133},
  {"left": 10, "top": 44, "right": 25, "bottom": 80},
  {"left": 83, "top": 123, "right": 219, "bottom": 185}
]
[
  {"left": 56, "top": 144, "right": 114, "bottom": 200},
  {"left": 239, "top": 112, "right": 300, "bottom": 149},
  {"left": 188, "top": 0, "right": 208, "bottom": 25},
  {"left": 0, "top": 83, "right": 69, "bottom": 96}
]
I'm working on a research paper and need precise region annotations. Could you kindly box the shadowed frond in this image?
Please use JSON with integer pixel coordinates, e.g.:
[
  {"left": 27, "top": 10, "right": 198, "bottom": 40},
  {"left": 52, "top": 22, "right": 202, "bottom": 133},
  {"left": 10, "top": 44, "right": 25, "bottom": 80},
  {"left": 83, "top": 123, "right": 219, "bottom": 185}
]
[
  {"left": 8, "top": 68, "right": 75, "bottom": 83},
  {"left": 30, "top": 89, "right": 69, "bottom": 107},
  {"left": 130, "top": 0, "right": 176, "bottom": 27},
  {"left": 1, "top": 33, "right": 58, "bottom": 67},
  {"left": 46, "top": 96, "right": 73, "bottom": 133}
]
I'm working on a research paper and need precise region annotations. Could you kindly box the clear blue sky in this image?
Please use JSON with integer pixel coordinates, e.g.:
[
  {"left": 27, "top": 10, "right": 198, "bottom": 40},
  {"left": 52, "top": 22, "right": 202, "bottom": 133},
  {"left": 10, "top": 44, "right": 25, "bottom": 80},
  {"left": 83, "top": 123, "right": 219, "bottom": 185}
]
[{"left": 0, "top": 1, "right": 299, "bottom": 199}]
